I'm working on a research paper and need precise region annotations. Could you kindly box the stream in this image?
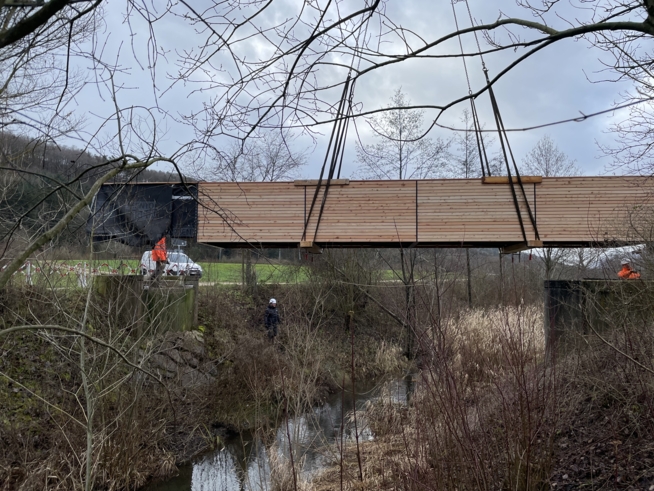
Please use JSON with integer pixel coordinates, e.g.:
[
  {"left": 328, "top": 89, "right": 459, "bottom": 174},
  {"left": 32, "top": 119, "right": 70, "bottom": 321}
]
[{"left": 143, "top": 375, "right": 414, "bottom": 491}]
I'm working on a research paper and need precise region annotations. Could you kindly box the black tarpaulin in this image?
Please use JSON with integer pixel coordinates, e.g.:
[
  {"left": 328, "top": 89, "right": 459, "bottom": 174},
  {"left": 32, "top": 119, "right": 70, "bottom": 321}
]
[{"left": 87, "top": 183, "right": 198, "bottom": 246}]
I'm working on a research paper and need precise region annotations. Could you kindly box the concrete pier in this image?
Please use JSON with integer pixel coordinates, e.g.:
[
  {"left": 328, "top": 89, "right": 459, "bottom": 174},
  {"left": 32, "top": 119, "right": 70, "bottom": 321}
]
[
  {"left": 93, "top": 275, "right": 198, "bottom": 332},
  {"left": 544, "top": 279, "right": 653, "bottom": 356}
]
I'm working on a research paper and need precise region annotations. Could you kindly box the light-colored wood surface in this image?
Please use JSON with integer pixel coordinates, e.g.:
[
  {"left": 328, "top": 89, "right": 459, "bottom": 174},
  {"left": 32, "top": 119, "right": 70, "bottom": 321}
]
[
  {"left": 294, "top": 179, "right": 350, "bottom": 186},
  {"left": 197, "top": 177, "right": 654, "bottom": 247},
  {"left": 481, "top": 176, "right": 543, "bottom": 184}
]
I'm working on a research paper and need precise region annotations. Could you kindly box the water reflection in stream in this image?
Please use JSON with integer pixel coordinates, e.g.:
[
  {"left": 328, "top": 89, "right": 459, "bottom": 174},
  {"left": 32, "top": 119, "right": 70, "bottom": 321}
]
[{"left": 143, "top": 375, "right": 414, "bottom": 491}]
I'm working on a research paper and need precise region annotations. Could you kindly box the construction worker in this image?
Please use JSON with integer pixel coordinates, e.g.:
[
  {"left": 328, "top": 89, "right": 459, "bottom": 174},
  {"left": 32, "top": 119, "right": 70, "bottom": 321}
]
[
  {"left": 264, "top": 298, "right": 280, "bottom": 342},
  {"left": 152, "top": 237, "right": 168, "bottom": 278},
  {"left": 618, "top": 259, "right": 640, "bottom": 279}
]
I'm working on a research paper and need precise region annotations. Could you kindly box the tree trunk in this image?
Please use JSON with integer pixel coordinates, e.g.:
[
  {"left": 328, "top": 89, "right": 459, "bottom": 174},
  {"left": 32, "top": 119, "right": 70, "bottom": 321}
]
[
  {"left": 242, "top": 249, "right": 257, "bottom": 294},
  {"left": 433, "top": 250, "right": 443, "bottom": 354},
  {"left": 466, "top": 249, "right": 472, "bottom": 309},
  {"left": 241, "top": 250, "right": 245, "bottom": 287},
  {"left": 401, "top": 248, "right": 416, "bottom": 358},
  {"left": 499, "top": 251, "right": 504, "bottom": 304}
]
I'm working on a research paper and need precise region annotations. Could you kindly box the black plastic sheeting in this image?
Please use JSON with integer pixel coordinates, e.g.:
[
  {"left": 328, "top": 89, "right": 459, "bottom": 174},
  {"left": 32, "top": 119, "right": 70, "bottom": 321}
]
[{"left": 87, "top": 183, "right": 198, "bottom": 247}]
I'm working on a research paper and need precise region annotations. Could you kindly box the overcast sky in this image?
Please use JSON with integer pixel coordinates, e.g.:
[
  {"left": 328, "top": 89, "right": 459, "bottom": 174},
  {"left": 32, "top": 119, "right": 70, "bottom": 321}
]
[{"left": 65, "top": 0, "right": 641, "bottom": 178}]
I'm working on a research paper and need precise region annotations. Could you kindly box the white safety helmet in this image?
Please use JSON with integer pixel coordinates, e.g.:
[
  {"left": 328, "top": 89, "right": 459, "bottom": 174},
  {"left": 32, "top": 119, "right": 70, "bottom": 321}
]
[{"left": 269, "top": 298, "right": 277, "bottom": 304}]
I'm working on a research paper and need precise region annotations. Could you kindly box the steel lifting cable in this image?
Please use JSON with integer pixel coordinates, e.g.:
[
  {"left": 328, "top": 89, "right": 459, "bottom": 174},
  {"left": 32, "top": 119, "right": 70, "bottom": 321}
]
[
  {"left": 450, "top": 0, "right": 491, "bottom": 178},
  {"left": 486, "top": 77, "right": 530, "bottom": 242},
  {"left": 301, "top": 74, "right": 353, "bottom": 242},
  {"left": 457, "top": 0, "right": 540, "bottom": 242},
  {"left": 486, "top": 83, "right": 540, "bottom": 241},
  {"left": 310, "top": 79, "right": 355, "bottom": 243},
  {"left": 337, "top": 79, "right": 357, "bottom": 179},
  {"left": 302, "top": 4, "right": 372, "bottom": 245},
  {"left": 469, "top": 97, "right": 492, "bottom": 177}
]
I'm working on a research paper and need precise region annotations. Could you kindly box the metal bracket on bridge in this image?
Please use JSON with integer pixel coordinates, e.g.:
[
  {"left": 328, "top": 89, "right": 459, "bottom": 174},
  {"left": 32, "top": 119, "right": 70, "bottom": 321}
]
[
  {"left": 300, "top": 241, "right": 323, "bottom": 254},
  {"left": 501, "top": 240, "right": 543, "bottom": 254}
]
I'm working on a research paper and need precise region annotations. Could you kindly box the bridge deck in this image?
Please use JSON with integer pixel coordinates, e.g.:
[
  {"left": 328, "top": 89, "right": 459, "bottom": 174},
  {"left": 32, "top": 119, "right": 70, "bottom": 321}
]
[{"left": 197, "top": 176, "right": 654, "bottom": 249}]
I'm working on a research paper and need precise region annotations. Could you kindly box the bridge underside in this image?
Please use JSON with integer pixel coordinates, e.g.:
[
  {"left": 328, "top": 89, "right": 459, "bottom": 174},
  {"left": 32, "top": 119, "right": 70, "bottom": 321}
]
[{"left": 197, "top": 177, "right": 654, "bottom": 251}]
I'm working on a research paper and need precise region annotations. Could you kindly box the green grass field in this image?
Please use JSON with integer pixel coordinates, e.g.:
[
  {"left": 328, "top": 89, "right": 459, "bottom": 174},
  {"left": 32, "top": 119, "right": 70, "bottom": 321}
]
[
  {"left": 199, "top": 262, "right": 307, "bottom": 283},
  {"left": 8, "top": 258, "right": 409, "bottom": 288},
  {"left": 14, "top": 259, "right": 308, "bottom": 285},
  {"left": 92, "top": 260, "right": 307, "bottom": 283}
]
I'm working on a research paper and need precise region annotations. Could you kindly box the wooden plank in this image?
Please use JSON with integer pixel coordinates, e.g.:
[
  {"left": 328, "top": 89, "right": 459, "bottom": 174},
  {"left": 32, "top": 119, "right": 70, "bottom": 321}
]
[
  {"left": 294, "top": 179, "right": 350, "bottom": 186},
  {"left": 195, "top": 177, "right": 654, "bottom": 246},
  {"left": 481, "top": 176, "right": 543, "bottom": 184}
]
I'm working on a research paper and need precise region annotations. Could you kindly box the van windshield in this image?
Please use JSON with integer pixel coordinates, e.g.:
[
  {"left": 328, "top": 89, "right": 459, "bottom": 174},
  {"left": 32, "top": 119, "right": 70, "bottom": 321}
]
[{"left": 168, "top": 252, "right": 189, "bottom": 263}]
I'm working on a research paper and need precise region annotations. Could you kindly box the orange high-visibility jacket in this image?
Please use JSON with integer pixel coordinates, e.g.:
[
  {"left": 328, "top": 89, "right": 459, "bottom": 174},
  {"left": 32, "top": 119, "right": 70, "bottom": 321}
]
[
  {"left": 618, "top": 265, "right": 640, "bottom": 279},
  {"left": 152, "top": 237, "right": 167, "bottom": 262}
]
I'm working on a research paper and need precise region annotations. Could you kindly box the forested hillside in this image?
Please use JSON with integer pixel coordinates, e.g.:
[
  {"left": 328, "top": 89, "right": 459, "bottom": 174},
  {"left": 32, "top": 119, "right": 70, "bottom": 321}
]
[{"left": 0, "top": 132, "right": 185, "bottom": 254}]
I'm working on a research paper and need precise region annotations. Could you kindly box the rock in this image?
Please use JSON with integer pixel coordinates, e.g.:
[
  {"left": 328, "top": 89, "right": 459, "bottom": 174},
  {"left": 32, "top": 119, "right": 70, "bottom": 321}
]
[
  {"left": 177, "top": 331, "right": 205, "bottom": 358},
  {"left": 152, "top": 353, "right": 177, "bottom": 374},
  {"left": 180, "top": 350, "right": 200, "bottom": 368},
  {"left": 178, "top": 366, "right": 212, "bottom": 388},
  {"left": 162, "top": 347, "right": 185, "bottom": 365},
  {"left": 148, "top": 331, "right": 214, "bottom": 387}
]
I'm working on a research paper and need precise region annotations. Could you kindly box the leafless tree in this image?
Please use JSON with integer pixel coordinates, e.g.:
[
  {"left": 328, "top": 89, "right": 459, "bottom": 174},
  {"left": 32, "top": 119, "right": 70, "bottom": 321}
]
[
  {"left": 163, "top": 1, "right": 654, "bottom": 155},
  {"left": 448, "top": 109, "right": 499, "bottom": 308},
  {"left": 2, "top": 2, "right": 654, "bottom": 489},
  {"left": 522, "top": 135, "right": 582, "bottom": 280},
  {"left": 523, "top": 135, "right": 581, "bottom": 178},
  {"left": 191, "top": 128, "right": 306, "bottom": 289},
  {"left": 0, "top": 1, "right": 96, "bottom": 136},
  {"left": 448, "top": 109, "right": 503, "bottom": 179},
  {"left": 355, "top": 89, "right": 449, "bottom": 180},
  {"left": 354, "top": 89, "right": 449, "bottom": 355},
  {"left": 603, "top": 100, "right": 654, "bottom": 175},
  {"left": 0, "top": 272, "right": 183, "bottom": 490},
  {"left": 196, "top": 130, "right": 306, "bottom": 183},
  {"left": 0, "top": 2, "right": 188, "bottom": 285}
]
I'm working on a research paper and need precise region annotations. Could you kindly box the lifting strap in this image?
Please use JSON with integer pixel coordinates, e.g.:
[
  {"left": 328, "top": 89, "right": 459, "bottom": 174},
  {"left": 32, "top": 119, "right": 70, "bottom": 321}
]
[
  {"left": 452, "top": 0, "right": 540, "bottom": 242},
  {"left": 302, "top": 6, "right": 372, "bottom": 245},
  {"left": 302, "top": 75, "right": 355, "bottom": 243}
]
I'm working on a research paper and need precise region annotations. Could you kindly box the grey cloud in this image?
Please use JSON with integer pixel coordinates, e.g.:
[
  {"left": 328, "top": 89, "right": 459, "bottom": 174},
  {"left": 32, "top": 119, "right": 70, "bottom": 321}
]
[{"left": 63, "top": 0, "right": 645, "bottom": 177}]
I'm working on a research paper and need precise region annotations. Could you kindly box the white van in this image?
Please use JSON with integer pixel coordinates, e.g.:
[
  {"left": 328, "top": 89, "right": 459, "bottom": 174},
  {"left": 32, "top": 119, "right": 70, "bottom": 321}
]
[{"left": 140, "top": 250, "right": 203, "bottom": 278}]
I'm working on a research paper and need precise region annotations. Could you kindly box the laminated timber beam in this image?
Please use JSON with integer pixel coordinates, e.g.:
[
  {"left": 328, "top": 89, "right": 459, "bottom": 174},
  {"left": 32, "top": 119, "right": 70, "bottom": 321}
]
[
  {"left": 197, "top": 176, "right": 654, "bottom": 249},
  {"left": 501, "top": 241, "right": 544, "bottom": 254}
]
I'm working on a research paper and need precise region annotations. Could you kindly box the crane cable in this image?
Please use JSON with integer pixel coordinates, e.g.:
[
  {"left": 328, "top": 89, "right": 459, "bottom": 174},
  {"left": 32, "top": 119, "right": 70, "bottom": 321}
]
[
  {"left": 453, "top": 0, "right": 540, "bottom": 242},
  {"left": 302, "top": 3, "right": 372, "bottom": 245},
  {"left": 310, "top": 79, "right": 358, "bottom": 244},
  {"left": 301, "top": 74, "right": 355, "bottom": 243},
  {"left": 450, "top": 0, "right": 491, "bottom": 178}
]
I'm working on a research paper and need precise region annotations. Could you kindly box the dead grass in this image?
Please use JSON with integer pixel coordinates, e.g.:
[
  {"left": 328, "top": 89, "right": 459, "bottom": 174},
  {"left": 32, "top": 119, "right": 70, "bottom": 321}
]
[
  {"left": 312, "top": 298, "right": 654, "bottom": 491},
  {"left": 268, "top": 442, "right": 314, "bottom": 491},
  {"left": 313, "top": 305, "right": 554, "bottom": 491},
  {"left": 444, "top": 305, "right": 545, "bottom": 386}
]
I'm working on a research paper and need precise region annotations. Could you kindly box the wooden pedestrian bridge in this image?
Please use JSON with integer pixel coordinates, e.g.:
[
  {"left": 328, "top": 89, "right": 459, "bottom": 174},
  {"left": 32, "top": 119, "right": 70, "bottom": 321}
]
[
  {"left": 90, "top": 176, "right": 654, "bottom": 252},
  {"left": 195, "top": 176, "right": 654, "bottom": 252}
]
